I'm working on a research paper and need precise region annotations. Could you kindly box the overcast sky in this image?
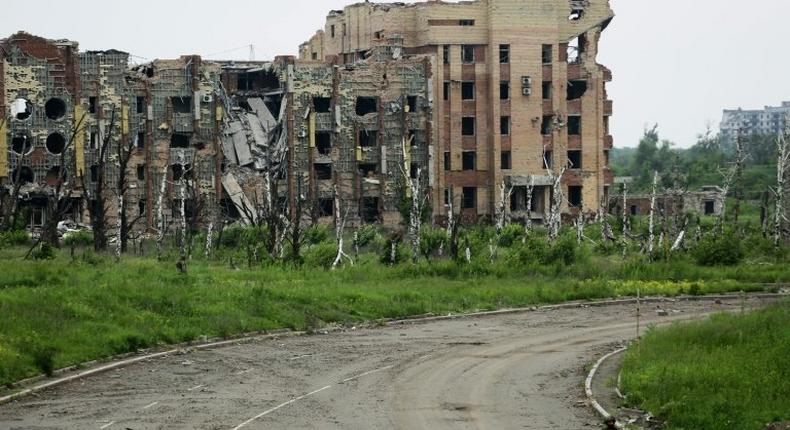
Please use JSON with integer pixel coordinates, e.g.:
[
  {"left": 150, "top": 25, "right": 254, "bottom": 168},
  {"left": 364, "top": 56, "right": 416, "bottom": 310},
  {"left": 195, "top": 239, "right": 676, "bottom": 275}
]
[{"left": 3, "top": 0, "right": 788, "bottom": 148}]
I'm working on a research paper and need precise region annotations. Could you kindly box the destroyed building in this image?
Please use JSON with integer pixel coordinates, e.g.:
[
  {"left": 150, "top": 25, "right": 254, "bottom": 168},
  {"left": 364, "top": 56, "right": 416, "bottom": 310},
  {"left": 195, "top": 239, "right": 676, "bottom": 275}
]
[
  {"left": 1, "top": 31, "right": 432, "bottom": 232},
  {"left": 300, "top": 0, "right": 616, "bottom": 222},
  {"left": 609, "top": 185, "right": 725, "bottom": 218}
]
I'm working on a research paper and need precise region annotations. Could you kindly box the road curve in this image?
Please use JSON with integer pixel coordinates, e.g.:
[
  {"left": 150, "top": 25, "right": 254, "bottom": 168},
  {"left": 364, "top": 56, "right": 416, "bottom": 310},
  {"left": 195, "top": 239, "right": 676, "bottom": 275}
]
[{"left": 0, "top": 296, "right": 774, "bottom": 430}]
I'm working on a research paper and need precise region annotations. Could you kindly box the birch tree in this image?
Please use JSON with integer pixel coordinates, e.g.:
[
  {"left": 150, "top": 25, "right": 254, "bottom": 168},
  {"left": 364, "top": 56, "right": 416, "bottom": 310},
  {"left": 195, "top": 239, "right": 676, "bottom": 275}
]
[
  {"left": 331, "top": 185, "right": 353, "bottom": 269},
  {"left": 647, "top": 171, "right": 659, "bottom": 256},
  {"left": 774, "top": 126, "right": 790, "bottom": 249}
]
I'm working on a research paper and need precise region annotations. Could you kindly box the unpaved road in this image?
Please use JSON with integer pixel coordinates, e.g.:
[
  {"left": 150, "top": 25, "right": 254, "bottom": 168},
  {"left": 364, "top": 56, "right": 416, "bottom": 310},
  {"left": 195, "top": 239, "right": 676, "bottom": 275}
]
[{"left": 0, "top": 296, "right": 776, "bottom": 430}]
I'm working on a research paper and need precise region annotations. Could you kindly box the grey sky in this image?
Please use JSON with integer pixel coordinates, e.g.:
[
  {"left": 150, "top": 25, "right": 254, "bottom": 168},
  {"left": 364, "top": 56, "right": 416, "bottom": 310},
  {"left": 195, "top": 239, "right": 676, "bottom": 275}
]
[{"left": 3, "top": 0, "right": 788, "bottom": 148}]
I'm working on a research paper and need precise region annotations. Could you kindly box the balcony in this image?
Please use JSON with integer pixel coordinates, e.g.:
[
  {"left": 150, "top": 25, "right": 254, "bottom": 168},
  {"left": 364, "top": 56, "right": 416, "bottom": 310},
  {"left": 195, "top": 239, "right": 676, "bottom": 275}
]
[{"left": 604, "top": 135, "right": 613, "bottom": 150}]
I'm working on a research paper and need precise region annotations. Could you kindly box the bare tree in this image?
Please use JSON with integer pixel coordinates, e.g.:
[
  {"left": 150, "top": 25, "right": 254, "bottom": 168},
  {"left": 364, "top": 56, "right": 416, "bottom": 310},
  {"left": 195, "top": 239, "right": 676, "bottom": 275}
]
[
  {"left": 774, "top": 125, "right": 790, "bottom": 249},
  {"left": 81, "top": 107, "right": 117, "bottom": 251},
  {"left": 524, "top": 176, "right": 535, "bottom": 237},
  {"left": 288, "top": 175, "right": 307, "bottom": 263},
  {"left": 732, "top": 127, "right": 747, "bottom": 223},
  {"left": 331, "top": 185, "right": 353, "bottom": 269},
  {"left": 647, "top": 171, "right": 659, "bottom": 256},
  {"left": 547, "top": 166, "right": 567, "bottom": 242},
  {"left": 155, "top": 163, "right": 169, "bottom": 260},
  {"left": 115, "top": 133, "right": 146, "bottom": 258}
]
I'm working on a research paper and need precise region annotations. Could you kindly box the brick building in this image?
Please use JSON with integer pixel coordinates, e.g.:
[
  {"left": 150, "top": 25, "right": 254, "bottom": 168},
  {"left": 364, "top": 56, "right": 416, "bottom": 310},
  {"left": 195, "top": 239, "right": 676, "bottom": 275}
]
[
  {"left": 1, "top": 32, "right": 431, "bottom": 233},
  {"left": 300, "top": 0, "right": 616, "bottom": 222}
]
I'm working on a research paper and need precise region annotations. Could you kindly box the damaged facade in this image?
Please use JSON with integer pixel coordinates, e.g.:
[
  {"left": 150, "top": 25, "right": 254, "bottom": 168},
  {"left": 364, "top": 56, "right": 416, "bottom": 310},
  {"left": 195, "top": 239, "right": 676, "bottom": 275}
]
[
  {"left": 609, "top": 184, "right": 725, "bottom": 218},
  {"left": 300, "top": 0, "right": 616, "bottom": 222},
  {"left": 1, "top": 31, "right": 431, "bottom": 232}
]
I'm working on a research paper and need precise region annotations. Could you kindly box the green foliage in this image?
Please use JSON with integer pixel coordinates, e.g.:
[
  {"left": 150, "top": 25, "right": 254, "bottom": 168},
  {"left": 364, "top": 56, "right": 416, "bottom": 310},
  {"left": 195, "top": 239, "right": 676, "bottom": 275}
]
[
  {"left": 0, "top": 230, "right": 31, "bottom": 247},
  {"left": 302, "top": 242, "right": 337, "bottom": 269},
  {"left": 31, "top": 345, "right": 58, "bottom": 377},
  {"left": 304, "top": 224, "right": 332, "bottom": 245},
  {"left": 31, "top": 243, "right": 56, "bottom": 260},
  {"left": 498, "top": 223, "right": 525, "bottom": 247},
  {"left": 694, "top": 233, "right": 744, "bottom": 266},
  {"left": 355, "top": 224, "right": 379, "bottom": 248},
  {"left": 419, "top": 227, "right": 448, "bottom": 260},
  {"left": 621, "top": 301, "right": 790, "bottom": 430},
  {"left": 380, "top": 234, "right": 408, "bottom": 265},
  {"left": 63, "top": 231, "right": 93, "bottom": 248},
  {"left": 218, "top": 225, "right": 245, "bottom": 248}
]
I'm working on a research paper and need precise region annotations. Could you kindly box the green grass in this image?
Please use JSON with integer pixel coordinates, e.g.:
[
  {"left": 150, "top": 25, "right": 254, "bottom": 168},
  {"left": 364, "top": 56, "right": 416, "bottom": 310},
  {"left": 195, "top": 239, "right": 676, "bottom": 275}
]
[
  {"left": 620, "top": 301, "right": 790, "bottom": 430},
  {"left": 0, "top": 239, "right": 786, "bottom": 389}
]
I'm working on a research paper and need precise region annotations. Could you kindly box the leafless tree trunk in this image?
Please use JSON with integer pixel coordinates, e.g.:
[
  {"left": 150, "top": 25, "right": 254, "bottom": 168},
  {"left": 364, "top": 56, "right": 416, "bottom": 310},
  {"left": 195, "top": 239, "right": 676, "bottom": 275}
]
[
  {"left": 524, "top": 177, "right": 534, "bottom": 237},
  {"left": 332, "top": 186, "right": 353, "bottom": 269},
  {"left": 155, "top": 163, "right": 169, "bottom": 259},
  {"left": 85, "top": 107, "right": 117, "bottom": 252},
  {"left": 647, "top": 171, "right": 659, "bottom": 256},
  {"left": 404, "top": 168, "right": 426, "bottom": 264},
  {"left": 548, "top": 167, "right": 567, "bottom": 242},
  {"left": 732, "top": 128, "right": 746, "bottom": 223},
  {"left": 575, "top": 205, "right": 585, "bottom": 245},
  {"left": 774, "top": 127, "right": 790, "bottom": 249},
  {"left": 439, "top": 188, "right": 457, "bottom": 258},
  {"left": 491, "top": 180, "right": 513, "bottom": 261}
]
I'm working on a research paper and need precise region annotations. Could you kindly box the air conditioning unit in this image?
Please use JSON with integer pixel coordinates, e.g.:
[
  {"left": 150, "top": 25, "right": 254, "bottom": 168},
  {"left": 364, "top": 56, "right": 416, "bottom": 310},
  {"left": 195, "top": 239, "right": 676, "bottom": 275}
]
[
  {"left": 522, "top": 87, "right": 532, "bottom": 96},
  {"left": 521, "top": 76, "right": 532, "bottom": 87},
  {"left": 202, "top": 94, "right": 213, "bottom": 103}
]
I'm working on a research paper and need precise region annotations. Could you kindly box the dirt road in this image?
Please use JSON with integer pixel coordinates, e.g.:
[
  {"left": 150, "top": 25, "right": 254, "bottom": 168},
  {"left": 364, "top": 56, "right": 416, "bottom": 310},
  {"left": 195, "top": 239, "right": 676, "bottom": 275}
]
[{"left": 0, "top": 296, "right": 774, "bottom": 429}]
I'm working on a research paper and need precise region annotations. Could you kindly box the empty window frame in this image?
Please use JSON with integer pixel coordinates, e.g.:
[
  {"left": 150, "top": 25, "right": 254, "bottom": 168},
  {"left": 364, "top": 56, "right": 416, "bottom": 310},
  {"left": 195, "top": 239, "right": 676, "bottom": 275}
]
[
  {"left": 138, "top": 200, "right": 146, "bottom": 217},
  {"left": 89, "top": 97, "right": 97, "bottom": 114},
  {"left": 568, "top": 186, "right": 583, "bottom": 207},
  {"left": 500, "top": 81, "right": 510, "bottom": 100},
  {"left": 314, "top": 163, "right": 332, "bottom": 180},
  {"left": 461, "top": 45, "right": 474, "bottom": 63},
  {"left": 459, "top": 19, "right": 475, "bottom": 26},
  {"left": 359, "top": 163, "right": 378, "bottom": 177},
  {"left": 171, "top": 97, "right": 192, "bottom": 114},
  {"left": 542, "top": 81, "right": 553, "bottom": 100},
  {"left": 541, "top": 116, "right": 553, "bottom": 135},
  {"left": 444, "top": 151, "right": 451, "bottom": 171},
  {"left": 567, "top": 150, "right": 582, "bottom": 169},
  {"left": 361, "top": 197, "right": 381, "bottom": 223},
  {"left": 566, "top": 80, "right": 588, "bottom": 100},
  {"left": 136, "top": 96, "right": 145, "bottom": 114},
  {"left": 543, "top": 150, "right": 554, "bottom": 169},
  {"left": 462, "top": 187, "right": 477, "bottom": 209},
  {"left": 462, "top": 151, "right": 476, "bottom": 171},
  {"left": 443, "top": 81, "right": 450, "bottom": 101},
  {"left": 136, "top": 164, "right": 145, "bottom": 181},
  {"left": 704, "top": 200, "right": 716, "bottom": 215},
  {"left": 355, "top": 97, "right": 378, "bottom": 115},
  {"left": 330, "top": 24, "right": 336, "bottom": 38},
  {"left": 501, "top": 151, "right": 512, "bottom": 170},
  {"left": 359, "top": 130, "right": 378, "bottom": 147},
  {"left": 171, "top": 133, "right": 190, "bottom": 148},
  {"left": 462, "top": 82, "right": 475, "bottom": 100},
  {"left": 567, "top": 116, "right": 582, "bottom": 135},
  {"left": 500, "top": 116, "right": 510, "bottom": 135},
  {"left": 499, "top": 44, "right": 510, "bottom": 64},
  {"left": 462, "top": 117, "right": 475, "bottom": 136},
  {"left": 136, "top": 132, "right": 145, "bottom": 150},
  {"left": 542, "top": 44, "right": 553, "bottom": 64},
  {"left": 443, "top": 45, "right": 450, "bottom": 64},
  {"left": 407, "top": 95, "right": 418, "bottom": 112},
  {"left": 314, "top": 96, "right": 331, "bottom": 113},
  {"left": 316, "top": 132, "right": 332, "bottom": 155},
  {"left": 318, "top": 198, "right": 334, "bottom": 217}
]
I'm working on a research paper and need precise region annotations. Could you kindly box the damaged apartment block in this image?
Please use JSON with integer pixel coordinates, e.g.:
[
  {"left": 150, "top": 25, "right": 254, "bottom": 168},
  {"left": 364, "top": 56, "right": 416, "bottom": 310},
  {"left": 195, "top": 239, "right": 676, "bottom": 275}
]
[
  {"left": 1, "top": 30, "right": 431, "bottom": 234},
  {"left": 301, "top": 0, "right": 615, "bottom": 224}
]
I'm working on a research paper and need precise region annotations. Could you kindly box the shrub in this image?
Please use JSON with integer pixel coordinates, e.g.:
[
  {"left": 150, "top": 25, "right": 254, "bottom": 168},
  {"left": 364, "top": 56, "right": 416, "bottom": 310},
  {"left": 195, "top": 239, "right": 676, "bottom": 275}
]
[
  {"left": 0, "top": 230, "right": 31, "bottom": 247},
  {"left": 32, "top": 345, "right": 58, "bottom": 377},
  {"left": 304, "top": 224, "right": 332, "bottom": 245},
  {"left": 303, "top": 242, "right": 337, "bottom": 269},
  {"left": 380, "top": 234, "right": 408, "bottom": 265},
  {"left": 694, "top": 233, "right": 744, "bottom": 266},
  {"left": 419, "top": 227, "right": 448, "bottom": 260},
  {"left": 509, "top": 235, "right": 549, "bottom": 265},
  {"left": 218, "top": 225, "right": 245, "bottom": 248},
  {"left": 545, "top": 234, "right": 580, "bottom": 265},
  {"left": 31, "top": 243, "right": 56, "bottom": 260},
  {"left": 63, "top": 230, "right": 93, "bottom": 247},
  {"left": 355, "top": 224, "right": 378, "bottom": 248},
  {"left": 498, "top": 223, "right": 525, "bottom": 247}
]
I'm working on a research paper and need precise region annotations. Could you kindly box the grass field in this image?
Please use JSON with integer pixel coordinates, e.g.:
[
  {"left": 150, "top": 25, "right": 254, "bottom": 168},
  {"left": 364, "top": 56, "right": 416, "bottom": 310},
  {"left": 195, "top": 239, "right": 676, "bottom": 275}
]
[
  {"left": 620, "top": 301, "right": 790, "bottom": 430},
  {"left": 0, "top": 238, "right": 786, "bottom": 389}
]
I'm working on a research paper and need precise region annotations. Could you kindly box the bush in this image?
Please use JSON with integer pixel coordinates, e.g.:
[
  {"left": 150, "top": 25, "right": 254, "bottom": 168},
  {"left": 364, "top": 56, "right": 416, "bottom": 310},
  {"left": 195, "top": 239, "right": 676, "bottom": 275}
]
[
  {"left": 355, "top": 224, "right": 378, "bottom": 248},
  {"left": 31, "top": 243, "right": 56, "bottom": 260},
  {"left": 304, "top": 224, "right": 331, "bottom": 245},
  {"left": 694, "top": 233, "right": 744, "bottom": 266},
  {"left": 419, "top": 227, "right": 448, "bottom": 260},
  {"left": 218, "top": 225, "right": 245, "bottom": 248},
  {"left": 380, "top": 234, "right": 408, "bottom": 265},
  {"left": 303, "top": 242, "right": 337, "bottom": 269},
  {"left": 32, "top": 345, "right": 58, "bottom": 377},
  {"left": 498, "top": 223, "right": 525, "bottom": 247},
  {"left": 510, "top": 235, "right": 550, "bottom": 265},
  {"left": 63, "top": 230, "right": 93, "bottom": 247},
  {"left": 545, "top": 234, "right": 581, "bottom": 265},
  {"left": 0, "top": 230, "right": 31, "bottom": 247}
]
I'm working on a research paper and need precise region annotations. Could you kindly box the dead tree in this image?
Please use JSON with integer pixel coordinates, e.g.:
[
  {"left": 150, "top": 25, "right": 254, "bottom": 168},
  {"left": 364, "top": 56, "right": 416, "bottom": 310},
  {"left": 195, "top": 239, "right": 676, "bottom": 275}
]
[
  {"left": 81, "top": 107, "right": 117, "bottom": 252},
  {"left": 524, "top": 176, "right": 535, "bottom": 237},
  {"left": 647, "top": 171, "right": 659, "bottom": 256},
  {"left": 439, "top": 188, "right": 459, "bottom": 258},
  {"left": 491, "top": 180, "right": 514, "bottom": 261},
  {"left": 332, "top": 186, "right": 353, "bottom": 269},
  {"left": 114, "top": 133, "right": 145, "bottom": 258},
  {"left": 288, "top": 175, "right": 307, "bottom": 263},
  {"left": 547, "top": 167, "right": 567, "bottom": 242},
  {"left": 575, "top": 205, "right": 585, "bottom": 245},
  {"left": 732, "top": 127, "right": 747, "bottom": 223},
  {"left": 155, "top": 163, "right": 169, "bottom": 259},
  {"left": 403, "top": 168, "right": 427, "bottom": 264},
  {"left": 774, "top": 126, "right": 790, "bottom": 249}
]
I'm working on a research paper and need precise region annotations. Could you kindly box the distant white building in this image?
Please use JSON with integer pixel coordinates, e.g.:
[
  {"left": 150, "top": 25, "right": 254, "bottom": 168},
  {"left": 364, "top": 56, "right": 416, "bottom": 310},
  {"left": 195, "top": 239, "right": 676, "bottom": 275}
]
[{"left": 720, "top": 101, "right": 790, "bottom": 141}]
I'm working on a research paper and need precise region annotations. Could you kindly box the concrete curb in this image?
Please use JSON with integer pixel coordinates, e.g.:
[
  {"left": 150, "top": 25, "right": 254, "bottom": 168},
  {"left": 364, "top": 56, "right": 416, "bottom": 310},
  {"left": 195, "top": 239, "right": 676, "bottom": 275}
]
[
  {"left": 585, "top": 347, "right": 628, "bottom": 429},
  {"left": 1, "top": 292, "right": 784, "bottom": 406}
]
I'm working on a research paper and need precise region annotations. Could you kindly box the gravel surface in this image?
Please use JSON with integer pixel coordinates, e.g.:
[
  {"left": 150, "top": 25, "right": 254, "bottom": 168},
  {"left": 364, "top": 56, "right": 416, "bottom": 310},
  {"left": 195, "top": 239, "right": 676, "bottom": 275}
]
[{"left": 0, "top": 296, "right": 776, "bottom": 430}]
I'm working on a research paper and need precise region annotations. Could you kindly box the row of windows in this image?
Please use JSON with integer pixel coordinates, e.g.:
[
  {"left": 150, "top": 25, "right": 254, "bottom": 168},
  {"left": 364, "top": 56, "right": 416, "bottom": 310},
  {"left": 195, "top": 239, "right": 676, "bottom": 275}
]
[
  {"left": 443, "top": 79, "right": 585, "bottom": 102},
  {"left": 443, "top": 185, "right": 585, "bottom": 210},
  {"left": 442, "top": 149, "right": 583, "bottom": 171},
  {"left": 442, "top": 44, "right": 555, "bottom": 65}
]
